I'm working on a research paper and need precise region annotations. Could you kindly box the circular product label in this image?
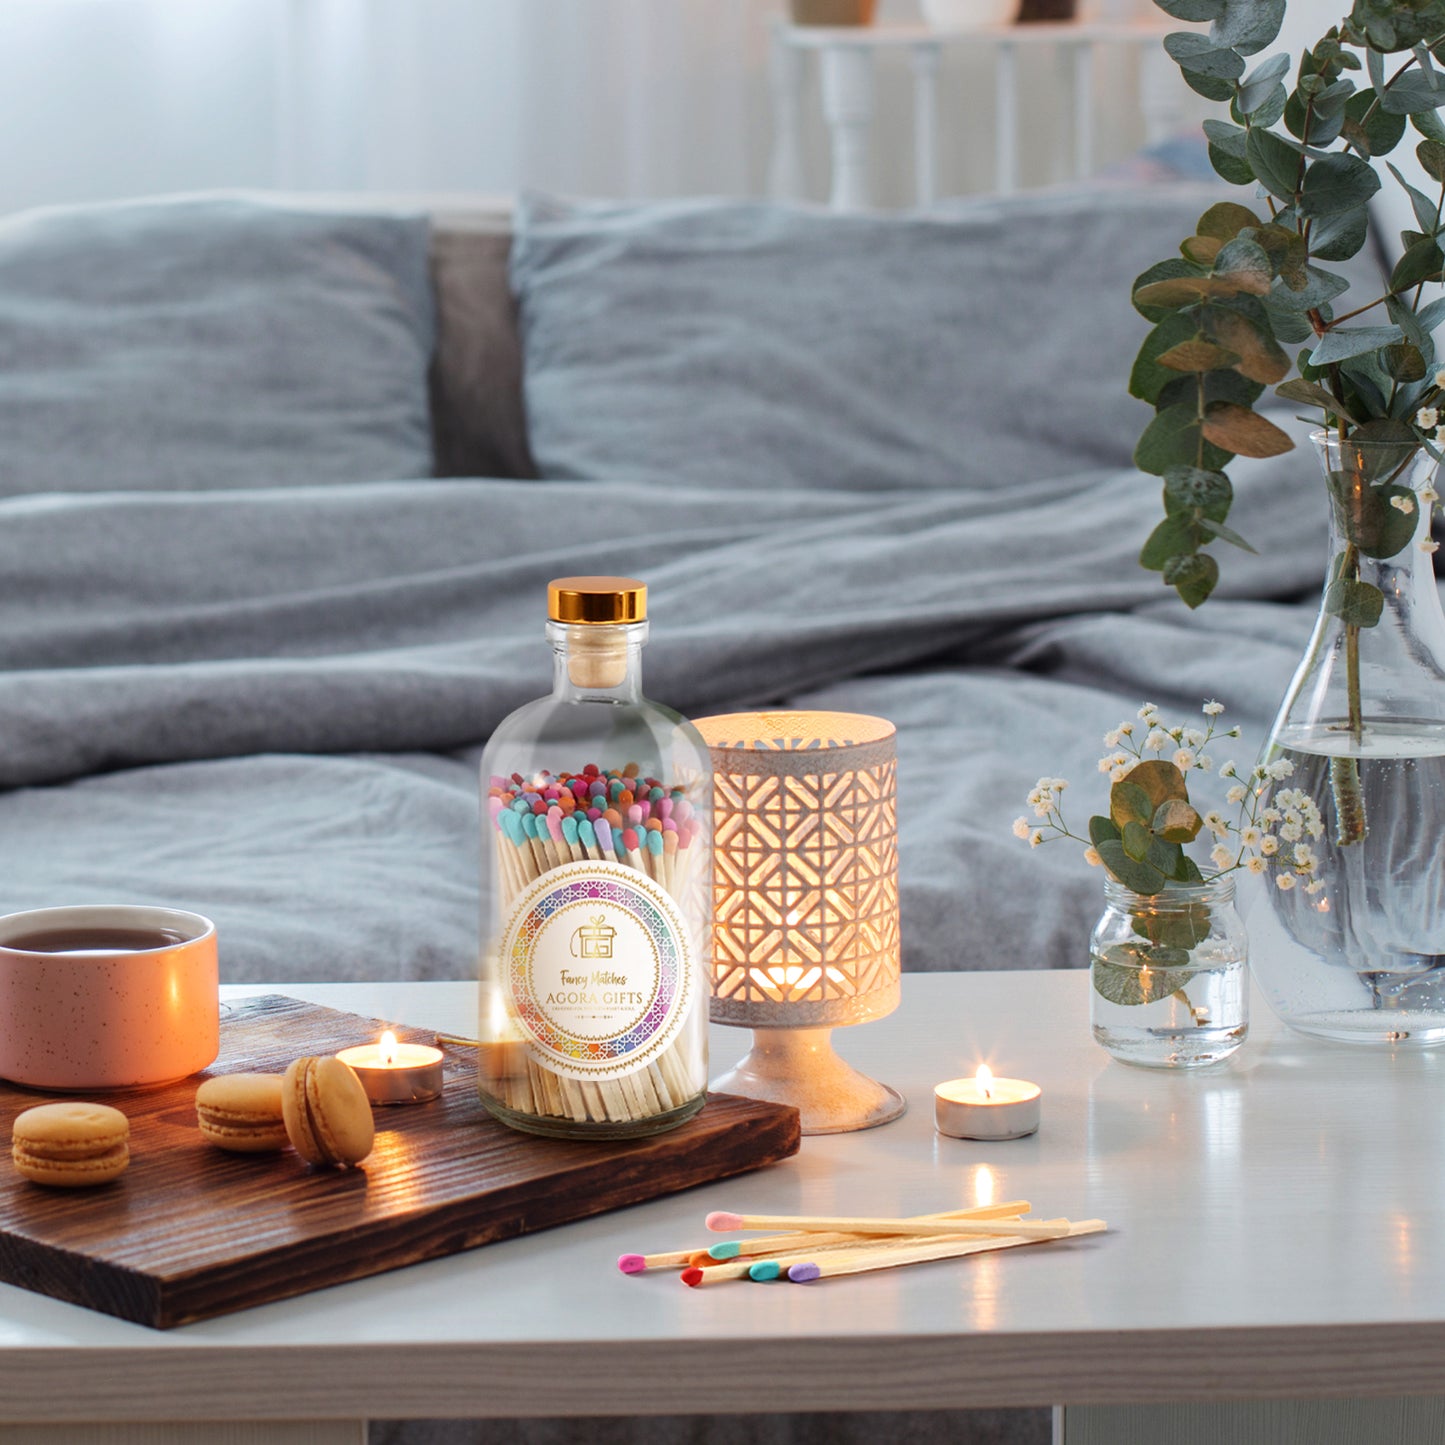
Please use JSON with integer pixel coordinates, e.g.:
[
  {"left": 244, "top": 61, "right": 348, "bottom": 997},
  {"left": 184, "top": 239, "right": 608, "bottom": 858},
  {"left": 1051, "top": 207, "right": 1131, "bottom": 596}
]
[{"left": 500, "top": 861, "right": 694, "bottom": 1080}]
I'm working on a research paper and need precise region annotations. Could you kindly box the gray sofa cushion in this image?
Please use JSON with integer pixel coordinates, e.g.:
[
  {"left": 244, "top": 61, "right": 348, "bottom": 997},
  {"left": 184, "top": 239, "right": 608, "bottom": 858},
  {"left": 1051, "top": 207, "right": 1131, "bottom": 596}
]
[
  {"left": 0, "top": 196, "right": 436, "bottom": 495},
  {"left": 509, "top": 186, "right": 1306, "bottom": 492}
]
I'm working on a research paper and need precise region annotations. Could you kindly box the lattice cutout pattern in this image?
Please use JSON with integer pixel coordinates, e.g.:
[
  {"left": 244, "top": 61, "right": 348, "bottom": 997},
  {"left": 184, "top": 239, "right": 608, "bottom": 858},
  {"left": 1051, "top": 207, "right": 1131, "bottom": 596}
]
[{"left": 698, "top": 714, "right": 899, "bottom": 1027}]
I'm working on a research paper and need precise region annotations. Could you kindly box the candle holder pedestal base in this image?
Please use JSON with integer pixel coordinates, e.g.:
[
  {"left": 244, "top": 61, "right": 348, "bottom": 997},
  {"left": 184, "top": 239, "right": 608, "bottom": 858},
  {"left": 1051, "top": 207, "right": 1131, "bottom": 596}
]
[{"left": 711, "top": 1026, "right": 905, "bottom": 1135}]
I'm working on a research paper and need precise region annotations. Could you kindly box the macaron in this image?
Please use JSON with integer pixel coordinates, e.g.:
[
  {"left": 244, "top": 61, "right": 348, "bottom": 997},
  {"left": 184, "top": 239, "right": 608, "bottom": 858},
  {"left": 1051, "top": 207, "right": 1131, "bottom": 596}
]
[
  {"left": 11, "top": 1102, "right": 130, "bottom": 1188},
  {"left": 281, "top": 1056, "right": 374, "bottom": 1168},
  {"left": 195, "top": 1072, "right": 288, "bottom": 1153}
]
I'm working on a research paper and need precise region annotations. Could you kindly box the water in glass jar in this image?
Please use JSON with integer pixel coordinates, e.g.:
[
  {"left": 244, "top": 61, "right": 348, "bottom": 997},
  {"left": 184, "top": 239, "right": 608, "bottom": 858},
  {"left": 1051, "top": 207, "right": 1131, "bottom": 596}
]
[
  {"left": 1248, "top": 721, "right": 1445, "bottom": 1045},
  {"left": 1090, "top": 948, "right": 1247, "bottom": 1068}
]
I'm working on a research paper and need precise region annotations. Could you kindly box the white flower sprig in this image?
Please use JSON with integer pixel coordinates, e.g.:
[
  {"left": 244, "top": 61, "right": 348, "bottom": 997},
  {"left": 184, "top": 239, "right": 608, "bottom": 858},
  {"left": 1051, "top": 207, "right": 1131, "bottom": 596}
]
[{"left": 1013, "top": 701, "right": 1325, "bottom": 892}]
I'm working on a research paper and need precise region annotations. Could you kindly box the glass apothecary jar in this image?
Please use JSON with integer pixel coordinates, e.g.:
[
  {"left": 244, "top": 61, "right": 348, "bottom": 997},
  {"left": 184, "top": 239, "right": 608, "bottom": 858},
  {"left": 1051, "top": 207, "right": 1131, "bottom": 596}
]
[
  {"left": 478, "top": 576, "right": 711, "bottom": 1139},
  {"left": 1090, "top": 877, "right": 1247, "bottom": 1069}
]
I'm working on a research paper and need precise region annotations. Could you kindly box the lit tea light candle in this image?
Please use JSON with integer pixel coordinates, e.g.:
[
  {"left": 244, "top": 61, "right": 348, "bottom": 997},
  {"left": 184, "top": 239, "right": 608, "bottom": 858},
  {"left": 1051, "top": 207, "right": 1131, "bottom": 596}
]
[
  {"left": 336, "top": 1030, "right": 444, "bottom": 1105},
  {"left": 934, "top": 1064, "right": 1041, "bottom": 1140}
]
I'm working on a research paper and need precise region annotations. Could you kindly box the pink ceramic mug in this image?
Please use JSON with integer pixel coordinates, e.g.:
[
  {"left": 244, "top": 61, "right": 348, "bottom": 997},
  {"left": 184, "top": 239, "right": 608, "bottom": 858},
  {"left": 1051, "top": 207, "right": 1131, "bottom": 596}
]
[{"left": 0, "top": 905, "right": 219, "bottom": 1090}]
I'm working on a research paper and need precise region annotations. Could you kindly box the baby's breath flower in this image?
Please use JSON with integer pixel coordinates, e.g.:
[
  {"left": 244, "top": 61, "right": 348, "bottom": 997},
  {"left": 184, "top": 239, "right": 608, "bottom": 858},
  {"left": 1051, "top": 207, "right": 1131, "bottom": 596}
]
[
  {"left": 1391, "top": 494, "right": 1416, "bottom": 514},
  {"left": 1183, "top": 728, "right": 1206, "bottom": 747},
  {"left": 1261, "top": 807, "right": 1282, "bottom": 826},
  {"left": 1294, "top": 843, "right": 1316, "bottom": 869},
  {"left": 1279, "top": 821, "right": 1303, "bottom": 843},
  {"left": 1240, "top": 825, "right": 1262, "bottom": 848},
  {"left": 1103, "top": 730, "right": 1120, "bottom": 748},
  {"left": 1226, "top": 726, "right": 1241, "bottom": 737},
  {"left": 1049, "top": 778, "right": 1068, "bottom": 791},
  {"left": 1245, "top": 856, "right": 1267, "bottom": 874},
  {"left": 1118, "top": 722, "right": 1134, "bottom": 736},
  {"left": 1203, "top": 809, "right": 1226, "bottom": 836},
  {"left": 1083, "top": 847, "right": 1102, "bottom": 867},
  {"left": 1226, "top": 784, "right": 1247, "bottom": 805},
  {"left": 1418, "top": 406, "right": 1439, "bottom": 430},
  {"left": 1110, "top": 766, "right": 1129, "bottom": 783},
  {"left": 1210, "top": 843, "right": 1233, "bottom": 870},
  {"left": 1266, "top": 758, "right": 1294, "bottom": 780},
  {"left": 1145, "top": 728, "right": 1170, "bottom": 752},
  {"left": 1436, "top": 425, "right": 1445, "bottom": 446},
  {"left": 1434, "top": 367, "right": 1445, "bottom": 389},
  {"left": 1260, "top": 835, "right": 1280, "bottom": 856},
  {"left": 1276, "top": 873, "right": 1297, "bottom": 891},
  {"left": 1422, "top": 487, "right": 1439, "bottom": 506},
  {"left": 1306, "top": 879, "right": 1326, "bottom": 894},
  {"left": 1202, "top": 700, "right": 1225, "bottom": 716},
  {"left": 1028, "top": 830, "right": 1043, "bottom": 848},
  {"left": 1139, "top": 703, "right": 1159, "bottom": 719},
  {"left": 1220, "top": 761, "right": 1237, "bottom": 778},
  {"left": 1173, "top": 748, "right": 1195, "bottom": 770},
  {"left": 1196, "top": 754, "right": 1213, "bottom": 772},
  {"left": 1421, "top": 538, "right": 1440, "bottom": 554},
  {"left": 1012, "top": 817, "right": 1031, "bottom": 840}
]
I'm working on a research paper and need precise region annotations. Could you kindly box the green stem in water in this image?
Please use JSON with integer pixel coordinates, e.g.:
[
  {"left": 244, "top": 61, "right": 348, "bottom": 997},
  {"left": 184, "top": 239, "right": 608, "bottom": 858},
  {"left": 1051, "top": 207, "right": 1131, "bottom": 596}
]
[{"left": 1333, "top": 543, "right": 1367, "bottom": 847}]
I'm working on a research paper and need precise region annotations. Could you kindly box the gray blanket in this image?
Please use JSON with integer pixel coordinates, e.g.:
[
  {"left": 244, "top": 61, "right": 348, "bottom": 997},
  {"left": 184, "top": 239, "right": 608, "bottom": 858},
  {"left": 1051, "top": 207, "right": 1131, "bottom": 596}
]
[{"left": 0, "top": 449, "right": 1329, "bottom": 982}]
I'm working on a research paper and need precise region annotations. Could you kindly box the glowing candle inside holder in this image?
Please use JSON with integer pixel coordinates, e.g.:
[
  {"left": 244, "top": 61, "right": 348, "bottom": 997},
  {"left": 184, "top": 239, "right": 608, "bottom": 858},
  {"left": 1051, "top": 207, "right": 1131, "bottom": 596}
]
[
  {"left": 934, "top": 1065, "right": 1041, "bottom": 1141},
  {"left": 336, "top": 1030, "right": 444, "bottom": 1106}
]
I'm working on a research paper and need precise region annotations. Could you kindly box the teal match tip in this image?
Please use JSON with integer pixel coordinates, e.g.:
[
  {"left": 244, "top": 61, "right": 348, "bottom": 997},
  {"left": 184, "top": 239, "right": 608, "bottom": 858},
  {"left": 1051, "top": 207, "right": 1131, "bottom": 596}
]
[
  {"left": 708, "top": 1242, "right": 742, "bottom": 1260},
  {"left": 748, "top": 1260, "right": 782, "bottom": 1281}
]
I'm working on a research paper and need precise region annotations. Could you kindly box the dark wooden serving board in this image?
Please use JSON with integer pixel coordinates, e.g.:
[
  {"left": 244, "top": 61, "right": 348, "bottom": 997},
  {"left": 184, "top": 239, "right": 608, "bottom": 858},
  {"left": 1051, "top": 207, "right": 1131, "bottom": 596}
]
[{"left": 0, "top": 995, "right": 801, "bottom": 1329}]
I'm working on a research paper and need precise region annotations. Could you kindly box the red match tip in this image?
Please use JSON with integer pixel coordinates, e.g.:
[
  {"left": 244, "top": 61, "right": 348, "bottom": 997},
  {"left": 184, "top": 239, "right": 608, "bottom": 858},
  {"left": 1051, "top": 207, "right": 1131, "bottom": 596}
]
[
  {"left": 623, "top": 828, "right": 639, "bottom": 851},
  {"left": 583, "top": 764, "right": 600, "bottom": 777},
  {"left": 681, "top": 1267, "right": 705, "bottom": 1287},
  {"left": 617, "top": 1254, "right": 647, "bottom": 1274}
]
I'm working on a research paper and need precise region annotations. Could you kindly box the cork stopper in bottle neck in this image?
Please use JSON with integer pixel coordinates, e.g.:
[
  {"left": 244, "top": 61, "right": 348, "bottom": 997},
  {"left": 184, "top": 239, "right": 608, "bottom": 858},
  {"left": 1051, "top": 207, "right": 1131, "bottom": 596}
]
[{"left": 547, "top": 576, "right": 648, "bottom": 691}]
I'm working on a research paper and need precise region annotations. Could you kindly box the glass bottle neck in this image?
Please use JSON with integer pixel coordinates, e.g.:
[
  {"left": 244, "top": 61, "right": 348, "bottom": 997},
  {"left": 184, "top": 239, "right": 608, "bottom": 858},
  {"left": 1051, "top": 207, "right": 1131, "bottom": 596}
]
[{"left": 548, "top": 620, "right": 647, "bottom": 703}]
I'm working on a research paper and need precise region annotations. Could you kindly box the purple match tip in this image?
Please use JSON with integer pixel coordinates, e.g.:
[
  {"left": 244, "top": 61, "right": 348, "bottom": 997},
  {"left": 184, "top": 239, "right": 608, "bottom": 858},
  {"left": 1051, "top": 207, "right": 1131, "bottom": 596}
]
[
  {"left": 617, "top": 1254, "right": 646, "bottom": 1274},
  {"left": 787, "top": 1263, "right": 821, "bottom": 1282}
]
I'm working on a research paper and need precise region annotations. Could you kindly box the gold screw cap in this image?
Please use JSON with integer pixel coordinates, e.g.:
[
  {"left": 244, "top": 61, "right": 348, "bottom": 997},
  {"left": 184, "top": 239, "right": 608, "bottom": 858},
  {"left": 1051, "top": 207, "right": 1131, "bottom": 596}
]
[{"left": 547, "top": 576, "right": 647, "bottom": 625}]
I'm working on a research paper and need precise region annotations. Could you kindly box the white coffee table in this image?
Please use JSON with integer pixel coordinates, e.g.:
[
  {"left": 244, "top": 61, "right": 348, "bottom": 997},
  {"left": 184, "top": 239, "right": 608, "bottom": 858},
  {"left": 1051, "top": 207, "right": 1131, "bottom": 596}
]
[{"left": 0, "top": 971, "right": 1440, "bottom": 1445}]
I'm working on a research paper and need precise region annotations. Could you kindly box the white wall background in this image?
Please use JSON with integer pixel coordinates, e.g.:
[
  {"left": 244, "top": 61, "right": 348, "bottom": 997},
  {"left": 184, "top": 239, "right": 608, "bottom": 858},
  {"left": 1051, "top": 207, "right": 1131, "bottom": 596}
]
[{"left": 0, "top": 0, "right": 1343, "bottom": 217}]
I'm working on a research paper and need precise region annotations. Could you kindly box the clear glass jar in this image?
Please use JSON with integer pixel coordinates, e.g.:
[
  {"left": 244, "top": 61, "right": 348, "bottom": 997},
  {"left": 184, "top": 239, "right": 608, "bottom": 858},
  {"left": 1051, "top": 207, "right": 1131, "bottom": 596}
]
[
  {"left": 1090, "top": 877, "right": 1247, "bottom": 1069},
  {"left": 478, "top": 576, "right": 711, "bottom": 1139},
  {"left": 1248, "top": 432, "right": 1445, "bottom": 1046}
]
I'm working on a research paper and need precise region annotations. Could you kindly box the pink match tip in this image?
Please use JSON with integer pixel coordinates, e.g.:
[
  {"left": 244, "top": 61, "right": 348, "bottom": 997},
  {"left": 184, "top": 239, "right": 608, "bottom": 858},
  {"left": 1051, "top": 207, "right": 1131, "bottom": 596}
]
[
  {"left": 705, "top": 1211, "right": 743, "bottom": 1231},
  {"left": 617, "top": 1254, "right": 647, "bottom": 1274}
]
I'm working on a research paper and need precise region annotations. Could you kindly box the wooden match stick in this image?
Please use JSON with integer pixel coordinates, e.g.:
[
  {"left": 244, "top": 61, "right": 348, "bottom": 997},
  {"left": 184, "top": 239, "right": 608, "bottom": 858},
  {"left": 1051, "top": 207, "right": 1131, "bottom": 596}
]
[
  {"left": 785, "top": 1219, "right": 1108, "bottom": 1282},
  {"left": 705, "top": 1211, "right": 1073, "bottom": 1241},
  {"left": 618, "top": 1200, "right": 1031, "bottom": 1275},
  {"left": 703, "top": 1200, "right": 1032, "bottom": 1261}
]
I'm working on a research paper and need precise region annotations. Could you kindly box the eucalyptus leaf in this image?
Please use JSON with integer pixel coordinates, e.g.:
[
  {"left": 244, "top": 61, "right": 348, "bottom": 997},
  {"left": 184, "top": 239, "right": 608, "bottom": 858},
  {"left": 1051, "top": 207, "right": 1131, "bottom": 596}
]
[
  {"left": 1157, "top": 338, "right": 1243, "bottom": 372},
  {"left": 1122, "top": 819, "right": 1153, "bottom": 862},
  {"left": 1275, "top": 377, "right": 1360, "bottom": 421},
  {"left": 1130, "top": 313, "right": 1205, "bottom": 403},
  {"left": 1198, "top": 516, "right": 1260, "bottom": 552},
  {"left": 1163, "top": 551, "right": 1221, "bottom": 607},
  {"left": 1210, "top": 0, "right": 1285, "bottom": 56},
  {"left": 1206, "top": 306, "right": 1290, "bottom": 382},
  {"left": 1419, "top": 139, "right": 1445, "bottom": 182},
  {"left": 1181, "top": 235, "right": 1224, "bottom": 265},
  {"left": 1266, "top": 263, "right": 1349, "bottom": 311},
  {"left": 1246, "top": 126, "right": 1304, "bottom": 200},
  {"left": 1135, "top": 403, "right": 1232, "bottom": 477},
  {"left": 1088, "top": 815, "right": 1121, "bottom": 847},
  {"left": 1163, "top": 465, "right": 1232, "bottom": 521},
  {"left": 1379, "top": 70, "right": 1445, "bottom": 114},
  {"left": 1196, "top": 201, "right": 1263, "bottom": 240},
  {"left": 1386, "top": 160, "right": 1441, "bottom": 232},
  {"left": 1238, "top": 52, "right": 1291, "bottom": 113},
  {"left": 1300, "top": 153, "right": 1382, "bottom": 216},
  {"left": 1093, "top": 842, "right": 1168, "bottom": 897},
  {"left": 1139, "top": 512, "right": 1198, "bottom": 571},
  {"left": 1092, "top": 953, "right": 1198, "bottom": 1007},
  {"left": 1152, "top": 0, "right": 1225, "bottom": 17},
  {"left": 1153, "top": 798, "right": 1204, "bottom": 843},
  {"left": 1200, "top": 402, "right": 1294, "bottom": 458},
  {"left": 1132, "top": 258, "right": 1206, "bottom": 321},
  {"left": 1308, "top": 205, "right": 1370, "bottom": 260},
  {"left": 1213, "top": 236, "right": 1274, "bottom": 295},
  {"left": 1309, "top": 324, "right": 1406, "bottom": 365},
  {"left": 1325, "top": 576, "right": 1386, "bottom": 626},
  {"left": 1391, "top": 236, "right": 1445, "bottom": 292},
  {"left": 1385, "top": 342, "right": 1428, "bottom": 382},
  {"left": 1157, "top": 370, "right": 1265, "bottom": 412},
  {"left": 1165, "top": 31, "right": 1247, "bottom": 80},
  {"left": 1416, "top": 296, "right": 1445, "bottom": 331}
]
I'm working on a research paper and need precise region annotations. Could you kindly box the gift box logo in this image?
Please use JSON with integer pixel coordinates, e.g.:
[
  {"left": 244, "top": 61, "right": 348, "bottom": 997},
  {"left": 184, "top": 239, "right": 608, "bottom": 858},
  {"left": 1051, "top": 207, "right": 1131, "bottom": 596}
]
[{"left": 570, "top": 916, "right": 617, "bottom": 960}]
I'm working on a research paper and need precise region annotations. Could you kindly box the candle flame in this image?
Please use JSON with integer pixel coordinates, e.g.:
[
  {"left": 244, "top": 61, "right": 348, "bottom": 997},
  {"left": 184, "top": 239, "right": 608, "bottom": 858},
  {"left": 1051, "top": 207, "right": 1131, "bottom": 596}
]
[
  {"left": 975, "top": 1064, "right": 993, "bottom": 1099},
  {"left": 380, "top": 1030, "right": 398, "bottom": 1066}
]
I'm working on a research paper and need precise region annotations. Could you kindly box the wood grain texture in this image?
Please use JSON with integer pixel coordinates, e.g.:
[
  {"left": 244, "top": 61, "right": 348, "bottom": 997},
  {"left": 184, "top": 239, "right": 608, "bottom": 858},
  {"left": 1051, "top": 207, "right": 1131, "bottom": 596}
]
[
  {"left": 0, "top": 1426, "right": 363, "bottom": 1445},
  {"left": 0, "top": 996, "right": 800, "bottom": 1329},
  {"left": 1057, "top": 1396, "right": 1445, "bottom": 1445}
]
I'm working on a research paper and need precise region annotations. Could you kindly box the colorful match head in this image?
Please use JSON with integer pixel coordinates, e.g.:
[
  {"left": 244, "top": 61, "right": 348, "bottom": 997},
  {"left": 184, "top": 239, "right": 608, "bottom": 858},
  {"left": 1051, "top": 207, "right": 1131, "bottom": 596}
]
[{"left": 617, "top": 1254, "right": 647, "bottom": 1275}]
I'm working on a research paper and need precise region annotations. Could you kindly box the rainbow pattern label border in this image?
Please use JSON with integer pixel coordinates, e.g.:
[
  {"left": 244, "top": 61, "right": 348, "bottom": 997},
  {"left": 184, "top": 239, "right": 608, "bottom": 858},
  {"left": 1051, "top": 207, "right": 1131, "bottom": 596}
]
[{"left": 503, "top": 862, "right": 693, "bottom": 1078}]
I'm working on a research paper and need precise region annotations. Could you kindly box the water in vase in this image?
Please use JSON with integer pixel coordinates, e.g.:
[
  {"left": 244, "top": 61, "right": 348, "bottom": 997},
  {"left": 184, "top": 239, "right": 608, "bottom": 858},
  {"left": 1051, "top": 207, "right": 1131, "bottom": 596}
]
[{"left": 1249, "top": 720, "right": 1445, "bottom": 1045}]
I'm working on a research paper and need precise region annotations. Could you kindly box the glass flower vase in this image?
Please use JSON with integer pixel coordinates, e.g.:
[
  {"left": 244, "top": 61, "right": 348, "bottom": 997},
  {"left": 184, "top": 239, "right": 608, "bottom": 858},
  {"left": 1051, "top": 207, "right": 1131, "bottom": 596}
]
[
  {"left": 1247, "top": 431, "right": 1445, "bottom": 1045},
  {"left": 1090, "top": 876, "right": 1248, "bottom": 1068}
]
